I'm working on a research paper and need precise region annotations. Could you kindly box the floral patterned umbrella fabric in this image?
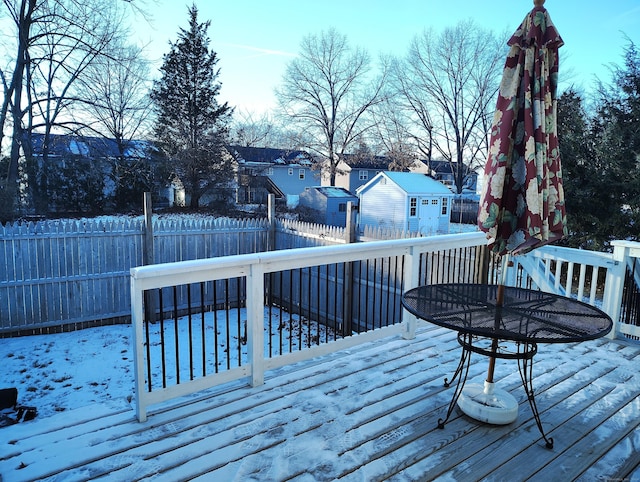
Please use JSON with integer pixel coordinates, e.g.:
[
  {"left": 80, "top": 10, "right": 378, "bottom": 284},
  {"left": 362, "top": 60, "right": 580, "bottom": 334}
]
[{"left": 478, "top": 2, "right": 567, "bottom": 256}]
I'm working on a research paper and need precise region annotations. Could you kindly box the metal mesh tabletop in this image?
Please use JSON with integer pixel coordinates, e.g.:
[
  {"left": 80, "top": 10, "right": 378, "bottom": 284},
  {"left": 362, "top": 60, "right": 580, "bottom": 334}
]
[{"left": 402, "top": 283, "right": 613, "bottom": 343}]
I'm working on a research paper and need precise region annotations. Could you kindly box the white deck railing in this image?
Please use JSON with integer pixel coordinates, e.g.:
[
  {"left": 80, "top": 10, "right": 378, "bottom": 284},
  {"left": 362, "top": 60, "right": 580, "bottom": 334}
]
[{"left": 130, "top": 232, "right": 640, "bottom": 421}]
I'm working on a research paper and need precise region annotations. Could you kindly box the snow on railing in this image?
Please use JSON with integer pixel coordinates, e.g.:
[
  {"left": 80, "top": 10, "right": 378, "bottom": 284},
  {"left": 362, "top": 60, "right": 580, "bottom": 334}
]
[
  {"left": 129, "top": 233, "right": 640, "bottom": 421},
  {"left": 130, "top": 232, "right": 487, "bottom": 422}
]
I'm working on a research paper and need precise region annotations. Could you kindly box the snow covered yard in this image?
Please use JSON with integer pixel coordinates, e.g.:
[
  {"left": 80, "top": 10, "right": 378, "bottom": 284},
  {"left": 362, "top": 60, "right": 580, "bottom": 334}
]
[
  {"left": 1, "top": 307, "right": 336, "bottom": 420},
  {"left": 2, "top": 324, "right": 135, "bottom": 419}
]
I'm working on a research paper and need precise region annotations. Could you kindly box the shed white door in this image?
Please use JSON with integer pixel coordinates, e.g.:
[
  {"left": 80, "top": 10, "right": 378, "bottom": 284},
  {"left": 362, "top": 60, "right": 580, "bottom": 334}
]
[{"left": 419, "top": 197, "right": 440, "bottom": 234}]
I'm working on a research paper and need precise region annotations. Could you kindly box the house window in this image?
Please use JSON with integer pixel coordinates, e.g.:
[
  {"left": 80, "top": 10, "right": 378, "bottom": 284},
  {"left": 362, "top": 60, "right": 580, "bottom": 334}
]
[
  {"left": 288, "top": 168, "right": 293, "bottom": 176},
  {"left": 267, "top": 167, "right": 273, "bottom": 176},
  {"left": 410, "top": 197, "right": 417, "bottom": 216},
  {"left": 299, "top": 169, "right": 305, "bottom": 180},
  {"left": 359, "top": 171, "right": 368, "bottom": 181},
  {"left": 338, "top": 203, "right": 346, "bottom": 212},
  {"left": 442, "top": 197, "right": 448, "bottom": 215}
]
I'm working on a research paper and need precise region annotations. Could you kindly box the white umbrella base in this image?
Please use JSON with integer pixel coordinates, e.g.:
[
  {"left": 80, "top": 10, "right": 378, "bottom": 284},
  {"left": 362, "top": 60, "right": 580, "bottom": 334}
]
[{"left": 457, "top": 381, "right": 518, "bottom": 425}]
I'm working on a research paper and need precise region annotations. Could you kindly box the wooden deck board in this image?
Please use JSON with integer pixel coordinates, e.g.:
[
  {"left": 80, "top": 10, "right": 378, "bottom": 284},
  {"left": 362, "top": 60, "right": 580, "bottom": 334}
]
[{"left": 2, "top": 326, "right": 640, "bottom": 482}]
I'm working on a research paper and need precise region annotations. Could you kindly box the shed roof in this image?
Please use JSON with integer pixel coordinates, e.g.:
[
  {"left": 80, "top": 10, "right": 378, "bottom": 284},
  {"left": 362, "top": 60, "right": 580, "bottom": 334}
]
[
  {"left": 359, "top": 171, "right": 453, "bottom": 196},
  {"left": 308, "top": 186, "right": 357, "bottom": 198}
]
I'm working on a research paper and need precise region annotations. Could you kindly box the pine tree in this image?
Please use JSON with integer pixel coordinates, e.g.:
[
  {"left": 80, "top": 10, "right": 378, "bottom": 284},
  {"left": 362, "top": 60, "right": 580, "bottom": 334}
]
[{"left": 151, "top": 4, "right": 233, "bottom": 209}]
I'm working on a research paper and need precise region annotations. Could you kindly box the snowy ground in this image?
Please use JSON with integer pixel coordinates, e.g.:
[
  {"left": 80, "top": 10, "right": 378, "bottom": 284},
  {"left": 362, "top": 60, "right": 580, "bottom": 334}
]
[
  {"left": 2, "top": 324, "right": 137, "bottom": 419},
  {"left": 1, "top": 307, "right": 335, "bottom": 421}
]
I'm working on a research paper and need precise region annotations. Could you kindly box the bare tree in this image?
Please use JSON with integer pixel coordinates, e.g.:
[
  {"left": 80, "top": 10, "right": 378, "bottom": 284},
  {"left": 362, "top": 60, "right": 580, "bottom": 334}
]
[
  {"left": 275, "top": 28, "right": 387, "bottom": 185},
  {"left": 369, "top": 97, "right": 419, "bottom": 171},
  {"left": 0, "top": 0, "right": 147, "bottom": 209},
  {"left": 230, "top": 110, "right": 274, "bottom": 147},
  {"left": 390, "top": 20, "right": 505, "bottom": 193},
  {"left": 77, "top": 43, "right": 152, "bottom": 144}
]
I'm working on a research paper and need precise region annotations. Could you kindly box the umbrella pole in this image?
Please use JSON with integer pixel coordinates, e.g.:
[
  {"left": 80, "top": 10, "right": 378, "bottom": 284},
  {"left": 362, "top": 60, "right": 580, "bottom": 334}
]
[{"left": 486, "top": 254, "right": 509, "bottom": 384}]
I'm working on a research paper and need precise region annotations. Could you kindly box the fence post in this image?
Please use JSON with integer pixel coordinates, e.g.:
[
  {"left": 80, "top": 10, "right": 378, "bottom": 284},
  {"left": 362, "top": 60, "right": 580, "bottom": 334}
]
[
  {"left": 268, "top": 193, "right": 276, "bottom": 251},
  {"left": 605, "top": 241, "right": 633, "bottom": 339},
  {"left": 247, "top": 263, "right": 265, "bottom": 387},
  {"left": 345, "top": 201, "right": 357, "bottom": 243},
  {"left": 402, "top": 246, "right": 421, "bottom": 340},
  {"left": 143, "top": 192, "right": 156, "bottom": 322}
]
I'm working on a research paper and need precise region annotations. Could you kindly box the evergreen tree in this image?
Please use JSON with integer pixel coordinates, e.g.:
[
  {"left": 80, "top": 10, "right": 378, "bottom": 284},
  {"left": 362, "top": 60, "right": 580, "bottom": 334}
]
[
  {"left": 150, "top": 4, "right": 233, "bottom": 209},
  {"left": 557, "top": 90, "right": 614, "bottom": 250},
  {"left": 558, "top": 41, "right": 640, "bottom": 250}
]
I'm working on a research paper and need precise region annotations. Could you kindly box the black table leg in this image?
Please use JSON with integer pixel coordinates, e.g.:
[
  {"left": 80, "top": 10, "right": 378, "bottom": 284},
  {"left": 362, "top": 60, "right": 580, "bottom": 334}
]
[
  {"left": 517, "top": 342, "right": 554, "bottom": 449},
  {"left": 439, "top": 332, "right": 473, "bottom": 429}
]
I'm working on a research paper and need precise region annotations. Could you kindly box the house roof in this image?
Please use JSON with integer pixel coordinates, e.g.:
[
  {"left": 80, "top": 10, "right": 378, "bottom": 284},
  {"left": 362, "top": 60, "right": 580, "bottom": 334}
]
[
  {"left": 230, "top": 145, "right": 313, "bottom": 166},
  {"left": 424, "top": 159, "right": 475, "bottom": 177},
  {"left": 30, "top": 133, "right": 156, "bottom": 159},
  {"left": 308, "top": 186, "right": 357, "bottom": 198},
  {"left": 357, "top": 171, "right": 454, "bottom": 196},
  {"left": 340, "top": 154, "right": 391, "bottom": 170}
]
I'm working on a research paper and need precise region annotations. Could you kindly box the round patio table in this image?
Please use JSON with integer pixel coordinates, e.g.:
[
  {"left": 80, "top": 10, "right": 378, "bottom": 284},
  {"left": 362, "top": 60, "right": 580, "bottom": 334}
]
[{"left": 402, "top": 283, "right": 613, "bottom": 449}]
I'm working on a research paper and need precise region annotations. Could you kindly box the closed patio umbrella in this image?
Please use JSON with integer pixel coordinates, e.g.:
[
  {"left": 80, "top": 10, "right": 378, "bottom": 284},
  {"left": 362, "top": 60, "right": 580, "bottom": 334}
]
[
  {"left": 465, "top": 0, "right": 567, "bottom": 425},
  {"left": 478, "top": 0, "right": 566, "bottom": 256}
]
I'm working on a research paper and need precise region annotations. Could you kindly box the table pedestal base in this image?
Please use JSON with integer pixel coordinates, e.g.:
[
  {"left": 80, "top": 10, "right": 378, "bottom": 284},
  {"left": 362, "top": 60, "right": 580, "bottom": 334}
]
[{"left": 457, "top": 381, "right": 518, "bottom": 425}]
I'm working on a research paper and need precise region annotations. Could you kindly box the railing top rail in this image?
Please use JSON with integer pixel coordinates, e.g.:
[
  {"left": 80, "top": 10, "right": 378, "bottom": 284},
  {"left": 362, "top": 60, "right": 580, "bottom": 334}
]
[
  {"left": 130, "top": 232, "right": 486, "bottom": 290},
  {"left": 524, "top": 244, "right": 615, "bottom": 268}
]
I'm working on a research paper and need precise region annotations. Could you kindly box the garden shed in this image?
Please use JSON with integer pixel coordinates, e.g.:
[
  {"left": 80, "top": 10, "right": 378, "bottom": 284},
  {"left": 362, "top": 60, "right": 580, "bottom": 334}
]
[
  {"left": 356, "top": 171, "right": 454, "bottom": 235},
  {"left": 299, "top": 186, "right": 358, "bottom": 227}
]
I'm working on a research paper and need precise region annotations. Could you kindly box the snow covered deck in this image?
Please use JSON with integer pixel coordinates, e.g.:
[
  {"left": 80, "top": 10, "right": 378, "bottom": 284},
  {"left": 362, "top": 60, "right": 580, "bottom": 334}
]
[{"left": 3, "top": 324, "right": 640, "bottom": 481}]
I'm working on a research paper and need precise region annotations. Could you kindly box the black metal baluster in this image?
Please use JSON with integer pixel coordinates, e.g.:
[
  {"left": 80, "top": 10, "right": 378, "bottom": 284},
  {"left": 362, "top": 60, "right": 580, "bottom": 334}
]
[
  {"left": 187, "top": 284, "right": 194, "bottom": 381},
  {"left": 145, "top": 290, "right": 152, "bottom": 392},
  {"left": 213, "top": 281, "right": 219, "bottom": 374},
  {"left": 237, "top": 277, "right": 242, "bottom": 366},
  {"left": 173, "top": 286, "right": 180, "bottom": 385},
  {"left": 225, "top": 279, "right": 231, "bottom": 370},
  {"left": 200, "top": 282, "right": 206, "bottom": 377},
  {"left": 158, "top": 288, "right": 166, "bottom": 388}
]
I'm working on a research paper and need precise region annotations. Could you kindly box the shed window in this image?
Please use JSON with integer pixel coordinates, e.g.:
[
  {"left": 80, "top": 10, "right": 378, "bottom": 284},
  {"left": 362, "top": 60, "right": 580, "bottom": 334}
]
[
  {"left": 442, "top": 197, "right": 448, "bottom": 215},
  {"left": 299, "top": 169, "right": 305, "bottom": 180},
  {"left": 338, "top": 203, "right": 346, "bottom": 212},
  {"left": 410, "top": 197, "right": 417, "bottom": 216},
  {"left": 288, "top": 168, "right": 293, "bottom": 176}
]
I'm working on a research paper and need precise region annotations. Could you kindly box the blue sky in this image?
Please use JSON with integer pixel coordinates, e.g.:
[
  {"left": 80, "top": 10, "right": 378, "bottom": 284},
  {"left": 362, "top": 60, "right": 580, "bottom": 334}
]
[{"left": 138, "top": 0, "right": 640, "bottom": 114}]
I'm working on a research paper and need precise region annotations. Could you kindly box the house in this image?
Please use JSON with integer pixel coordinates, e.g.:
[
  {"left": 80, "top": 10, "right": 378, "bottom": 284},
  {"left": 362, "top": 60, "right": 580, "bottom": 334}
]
[
  {"left": 299, "top": 186, "right": 358, "bottom": 227},
  {"left": 356, "top": 171, "right": 454, "bottom": 235},
  {"left": 424, "top": 159, "right": 478, "bottom": 195},
  {"left": 29, "top": 133, "right": 178, "bottom": 211},
  {"left": 331, "top": 155, "right": 390, "bottom": 193},
  {"left": 330, "top": 154, "right": 444, "bottom": 194},
  {"left": 229, "top": 146, "right": 319, "bottom": 207}
]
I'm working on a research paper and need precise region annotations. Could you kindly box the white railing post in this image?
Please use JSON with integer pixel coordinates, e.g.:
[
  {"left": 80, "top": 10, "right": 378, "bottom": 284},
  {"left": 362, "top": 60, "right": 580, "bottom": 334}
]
[
  {"left": 131, "top": 276, "right": 148, "bottom": 422},
  {"left": 603, "top": 241, "right": 630, "bottom": 339},
  {"left": 402, "top": 246, "right": 421, "bottom": 340},
  {"left": 247, "top": 263, "right": 266, "bottom": 386}
]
